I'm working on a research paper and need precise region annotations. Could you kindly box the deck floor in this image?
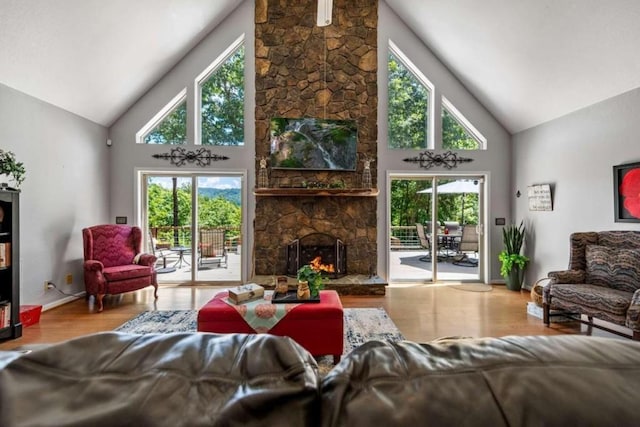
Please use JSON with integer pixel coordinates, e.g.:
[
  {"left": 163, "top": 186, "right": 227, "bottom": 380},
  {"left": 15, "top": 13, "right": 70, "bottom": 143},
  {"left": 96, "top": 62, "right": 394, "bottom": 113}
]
[{"left": 155, "top": 247, "right": 480, "bottom": 284}]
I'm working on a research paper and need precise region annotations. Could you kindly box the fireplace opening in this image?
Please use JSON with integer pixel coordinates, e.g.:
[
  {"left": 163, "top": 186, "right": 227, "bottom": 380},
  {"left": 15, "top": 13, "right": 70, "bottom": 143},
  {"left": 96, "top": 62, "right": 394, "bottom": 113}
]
[{"left": 286, "top": 233, "right": 346, "bottom": 278}]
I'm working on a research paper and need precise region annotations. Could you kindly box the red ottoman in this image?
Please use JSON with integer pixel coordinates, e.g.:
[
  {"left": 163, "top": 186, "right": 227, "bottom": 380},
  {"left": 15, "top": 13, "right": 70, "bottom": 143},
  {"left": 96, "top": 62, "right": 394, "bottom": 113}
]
[{"left": 198, "top": 290, "right": 344, "bottom": 363}]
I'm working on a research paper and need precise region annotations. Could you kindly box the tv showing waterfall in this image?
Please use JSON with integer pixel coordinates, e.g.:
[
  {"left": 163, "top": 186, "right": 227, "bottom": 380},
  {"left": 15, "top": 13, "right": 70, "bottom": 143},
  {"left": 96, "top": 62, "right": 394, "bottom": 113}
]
[{"left": 269, "top": 117, "right": 358, "bottom": 171}]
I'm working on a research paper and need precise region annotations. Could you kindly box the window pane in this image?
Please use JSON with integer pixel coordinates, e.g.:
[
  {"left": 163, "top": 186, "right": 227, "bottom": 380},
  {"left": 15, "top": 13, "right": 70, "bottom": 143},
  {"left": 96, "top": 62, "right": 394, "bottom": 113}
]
[
  {"left": 388, "top": 52, "right": 429, "bottom": 149},
  {"left": 143, "top": 101, "right": 187, "bottom": 144},
  {"left": 201, "top": 45, "right": 245, "bottom": 146},
  {"left": 442, "top": 108, "right": 480, "bottom": 150}
]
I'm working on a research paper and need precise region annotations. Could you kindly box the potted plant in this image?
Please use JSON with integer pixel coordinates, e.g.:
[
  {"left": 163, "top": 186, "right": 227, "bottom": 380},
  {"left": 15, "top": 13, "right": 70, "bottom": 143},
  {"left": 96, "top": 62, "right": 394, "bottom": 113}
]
[
  {"left": 498, "top": 221, "right": 529, "bottom": 291},
  {"left": 0, "top": 150, "right": 25, "bottom": 189},
  {"left": 296, "top": 264, "right": 324, "bottom": 298}
]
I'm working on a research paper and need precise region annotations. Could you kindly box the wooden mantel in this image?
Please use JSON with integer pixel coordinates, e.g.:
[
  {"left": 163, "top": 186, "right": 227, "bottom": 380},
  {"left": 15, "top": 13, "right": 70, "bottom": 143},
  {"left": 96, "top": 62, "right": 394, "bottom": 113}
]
[{"left": 254, "top": 188, "right": 379, "bottom": 197}]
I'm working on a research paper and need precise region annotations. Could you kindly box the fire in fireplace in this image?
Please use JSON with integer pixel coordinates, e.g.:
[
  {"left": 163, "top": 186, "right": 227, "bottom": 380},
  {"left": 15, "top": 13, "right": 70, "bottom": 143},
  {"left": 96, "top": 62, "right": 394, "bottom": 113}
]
[{"left": 286, "top": 233, "right": 346, "bottom": 278}]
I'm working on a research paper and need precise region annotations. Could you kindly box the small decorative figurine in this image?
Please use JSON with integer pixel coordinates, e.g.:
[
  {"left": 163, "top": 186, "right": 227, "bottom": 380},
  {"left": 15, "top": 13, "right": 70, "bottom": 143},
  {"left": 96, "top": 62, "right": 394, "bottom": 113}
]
[
  {"left": 257, "top": 156, "right": 269, "bottom": 188},
  {"left": 361, "top": 155, "right": 374, "bottom": 189}
]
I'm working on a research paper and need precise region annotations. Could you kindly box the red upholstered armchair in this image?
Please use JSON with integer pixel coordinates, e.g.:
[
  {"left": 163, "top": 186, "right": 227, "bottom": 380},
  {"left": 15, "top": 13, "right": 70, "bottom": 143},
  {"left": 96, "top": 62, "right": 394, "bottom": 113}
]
[{"left": 82, "top": 225, "right": 158, "bottom": 312}]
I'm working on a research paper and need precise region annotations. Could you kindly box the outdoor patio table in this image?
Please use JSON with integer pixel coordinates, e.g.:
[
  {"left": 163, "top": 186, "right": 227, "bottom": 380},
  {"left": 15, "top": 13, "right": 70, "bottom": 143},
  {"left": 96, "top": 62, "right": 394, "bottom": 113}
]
[
  {"left": 433, "top": 232, "right": 462, "bottom": 259},
  {"left": 170, "top": 246, "right": 191, "bottom": 268}
]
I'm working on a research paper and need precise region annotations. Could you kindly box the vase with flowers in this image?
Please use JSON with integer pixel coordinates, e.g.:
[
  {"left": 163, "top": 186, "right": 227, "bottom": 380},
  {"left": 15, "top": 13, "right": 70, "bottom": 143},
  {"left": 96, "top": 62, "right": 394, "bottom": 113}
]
[{"left": 0, "top": 150, "right": 25, "bottom": 189}]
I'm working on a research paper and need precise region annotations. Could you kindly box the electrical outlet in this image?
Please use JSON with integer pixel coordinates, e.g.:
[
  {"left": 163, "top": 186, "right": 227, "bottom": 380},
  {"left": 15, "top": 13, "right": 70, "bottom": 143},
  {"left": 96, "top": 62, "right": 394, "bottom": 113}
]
[
  {"left": 66, "top": 274, "right": 73, "bottom": 285},
  {"left": 44, "top": 281, "right": 54, "bottom": 291}
]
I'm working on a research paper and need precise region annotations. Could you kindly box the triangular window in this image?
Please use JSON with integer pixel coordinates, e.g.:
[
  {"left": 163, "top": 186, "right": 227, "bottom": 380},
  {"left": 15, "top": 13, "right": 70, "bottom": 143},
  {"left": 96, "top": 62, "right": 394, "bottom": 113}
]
[
  {"left": 442, "top": 97, "right": 486, "bottom": 150},
  {"left": 387, "top": 42, "right": 433, "bottom": 149},
  {"left": 198, "top": 37, "right": 245, "bottom": 146},
  {"left": 138, "top": 90, "right": 187, "bottom": 145}
]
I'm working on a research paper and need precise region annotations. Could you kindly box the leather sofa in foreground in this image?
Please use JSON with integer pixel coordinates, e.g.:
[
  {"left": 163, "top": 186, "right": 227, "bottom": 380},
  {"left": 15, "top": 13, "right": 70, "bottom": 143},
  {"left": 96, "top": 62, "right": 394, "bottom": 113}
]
[{"left": 1, "top": 332, "right": 640, "bottom": 426}]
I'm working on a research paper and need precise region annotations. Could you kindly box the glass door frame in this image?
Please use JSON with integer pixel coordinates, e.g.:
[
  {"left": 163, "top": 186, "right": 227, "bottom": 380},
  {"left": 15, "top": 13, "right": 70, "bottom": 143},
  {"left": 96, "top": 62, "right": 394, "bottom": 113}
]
[
  {"left": 135, "top": 168, "right": 248, "bottom": 285},
  {"left": 387, "top": 172, "right": 487, "bottom": 283}
]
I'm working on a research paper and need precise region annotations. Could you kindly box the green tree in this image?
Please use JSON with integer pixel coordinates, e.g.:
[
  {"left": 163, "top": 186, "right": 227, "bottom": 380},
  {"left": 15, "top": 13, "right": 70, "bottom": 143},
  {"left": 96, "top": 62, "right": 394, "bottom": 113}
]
[
  {"left": 198, "top": 197, "right": 241, "bottom": 229},
  {"left": 147, "top": 183, "right": 174, "bottom": 226},
  {"left": 142, "top": 44, "right": 244, "bottom": 145},
  {"left": 144, "top": 101, "right": 187, "bottom": 144},
  {"left": 390, "top": 180, "right": 431, "bottom": 226},
  {"left": 388, "top": 53, "right": 429, "bottom": 149},
  {"left": 442, "top": 108, "right": 479, "bottom": 149},
  {"left": 201, "top": 45, "right": 245, "bottom": 145},
  {"left": 148, "top": 182, "right": 242, "bottom": 243},
  {"left": 390, "top": 179, "right": 479, "bottom": 228}
]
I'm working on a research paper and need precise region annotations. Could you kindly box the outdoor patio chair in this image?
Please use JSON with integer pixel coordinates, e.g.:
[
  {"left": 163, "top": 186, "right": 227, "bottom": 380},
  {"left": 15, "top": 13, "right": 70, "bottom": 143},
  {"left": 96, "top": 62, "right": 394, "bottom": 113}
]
[
  {"left": 453, "top": 225, "right": 479, "bottom": 267},
  {"left": 148, "top": 231, "right": 177, "bottom": 274},
  {"left": 198, "top": 228, "right": 228, "bottom": 268},
  {"left": 416, "top": 223, "right": 445, "bottom": 262},
  {"left": 416, "top": 223, "right": 432, "bottom": 261}
]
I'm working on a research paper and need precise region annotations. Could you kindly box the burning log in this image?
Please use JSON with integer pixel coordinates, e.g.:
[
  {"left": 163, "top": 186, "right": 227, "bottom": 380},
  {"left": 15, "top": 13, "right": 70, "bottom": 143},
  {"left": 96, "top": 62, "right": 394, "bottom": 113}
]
[{"left": 310, "top": 256, "right": 335, "bottom": 273}]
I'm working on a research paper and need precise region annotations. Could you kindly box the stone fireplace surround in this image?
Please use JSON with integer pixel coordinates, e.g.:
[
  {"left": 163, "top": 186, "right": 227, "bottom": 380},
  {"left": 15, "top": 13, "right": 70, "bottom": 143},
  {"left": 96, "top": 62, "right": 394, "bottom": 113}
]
[
  {"left": 253, "top": 0, "right": 380, "bottom": 294},
  {"left": 286, "top": 232, "right": 346, "bottom": 278}
]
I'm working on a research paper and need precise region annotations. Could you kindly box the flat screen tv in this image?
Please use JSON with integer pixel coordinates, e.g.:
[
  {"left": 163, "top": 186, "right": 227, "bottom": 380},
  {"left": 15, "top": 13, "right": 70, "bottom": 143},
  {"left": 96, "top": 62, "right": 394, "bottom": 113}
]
[{"left": 269, "top": 117, "right": 357, "bottom": 171}]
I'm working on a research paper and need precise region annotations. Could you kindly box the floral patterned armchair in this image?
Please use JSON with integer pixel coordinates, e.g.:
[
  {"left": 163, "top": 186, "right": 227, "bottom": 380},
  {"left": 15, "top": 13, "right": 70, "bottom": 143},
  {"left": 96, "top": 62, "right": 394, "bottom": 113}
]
[
  {"left": 544, "top": 231, "right": 640, "bottom": 340},
  {"left": 82, "top": 225, "right": 157, "bottom": 312}
]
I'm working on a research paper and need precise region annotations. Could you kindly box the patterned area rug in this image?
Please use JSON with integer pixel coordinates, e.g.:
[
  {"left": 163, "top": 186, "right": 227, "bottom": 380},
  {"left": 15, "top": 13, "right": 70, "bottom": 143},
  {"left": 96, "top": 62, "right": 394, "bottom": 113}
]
[{"left": 114, "top": 307, "right": 405, "bottom": 369}]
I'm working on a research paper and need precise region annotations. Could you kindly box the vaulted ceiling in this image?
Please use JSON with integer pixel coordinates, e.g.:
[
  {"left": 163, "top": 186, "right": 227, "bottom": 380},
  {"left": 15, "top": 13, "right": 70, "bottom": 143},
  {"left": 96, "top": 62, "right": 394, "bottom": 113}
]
[
  {"left": 0, "top": 0, "right": 242, "bottom": 126},
  {"left": 1, "top": 0, "right": 639, "bottom": 133},
  {"left": 386, "top": 0, "right": 640, "bottom": 133}
]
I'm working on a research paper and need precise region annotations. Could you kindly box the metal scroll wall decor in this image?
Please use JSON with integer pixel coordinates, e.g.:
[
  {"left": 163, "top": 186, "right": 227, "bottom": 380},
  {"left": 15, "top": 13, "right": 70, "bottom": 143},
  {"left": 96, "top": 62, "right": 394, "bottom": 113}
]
[
  {"left": 152, "top": 147, "right": 229, "bottom": 167},
  {"left": 403, "top": 150, "right": 473, "bottom": 170}
]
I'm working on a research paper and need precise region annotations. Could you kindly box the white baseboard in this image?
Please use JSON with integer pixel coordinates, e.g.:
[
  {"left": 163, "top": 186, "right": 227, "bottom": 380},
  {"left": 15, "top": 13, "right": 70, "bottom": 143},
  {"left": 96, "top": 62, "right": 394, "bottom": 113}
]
[{"left": 42, "top": 292, "right": 86, "bottom": 312}]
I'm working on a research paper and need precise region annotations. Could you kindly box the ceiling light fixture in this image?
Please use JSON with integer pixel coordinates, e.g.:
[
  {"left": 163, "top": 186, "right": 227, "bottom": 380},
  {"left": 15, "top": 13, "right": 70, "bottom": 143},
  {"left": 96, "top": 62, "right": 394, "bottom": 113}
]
[{"left": 317, "top": 0, "right": 333, "bottom": 26}]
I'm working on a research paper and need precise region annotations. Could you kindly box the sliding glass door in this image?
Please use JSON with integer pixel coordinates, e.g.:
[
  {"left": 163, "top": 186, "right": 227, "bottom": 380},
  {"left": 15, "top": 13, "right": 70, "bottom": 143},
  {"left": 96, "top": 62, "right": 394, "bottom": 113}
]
[
  {"left": 389, "top": 177, "right": 434, "bottom": 282},
  {"left": 141, "top": 172, "right": 243, "bottom": 284},
  {"left": 193, "top": 175, "right": 242, "bottom": 282},
  {"left": 389, "top": 174, "right": 484, "bottom": 283}
]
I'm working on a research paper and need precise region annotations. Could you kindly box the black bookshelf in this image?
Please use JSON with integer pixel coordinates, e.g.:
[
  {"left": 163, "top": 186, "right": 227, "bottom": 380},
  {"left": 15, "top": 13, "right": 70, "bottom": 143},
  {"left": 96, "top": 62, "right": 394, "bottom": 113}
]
[{"left": 0, "top": 187, "right": 21, "bottom": 340}]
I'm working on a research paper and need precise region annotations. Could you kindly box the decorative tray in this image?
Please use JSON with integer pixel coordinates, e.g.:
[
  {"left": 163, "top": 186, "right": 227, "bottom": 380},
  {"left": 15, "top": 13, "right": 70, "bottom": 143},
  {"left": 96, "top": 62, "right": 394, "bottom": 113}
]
[{"left": 271, "top": 290, "right": 321, "bottom": 304}]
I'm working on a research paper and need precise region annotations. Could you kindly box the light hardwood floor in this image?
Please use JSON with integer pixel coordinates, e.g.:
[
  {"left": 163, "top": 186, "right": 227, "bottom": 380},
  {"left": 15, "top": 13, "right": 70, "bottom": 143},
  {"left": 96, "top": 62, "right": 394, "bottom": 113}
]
[{"left": 0, "top": 283, "right": 594, "bottom": 350}]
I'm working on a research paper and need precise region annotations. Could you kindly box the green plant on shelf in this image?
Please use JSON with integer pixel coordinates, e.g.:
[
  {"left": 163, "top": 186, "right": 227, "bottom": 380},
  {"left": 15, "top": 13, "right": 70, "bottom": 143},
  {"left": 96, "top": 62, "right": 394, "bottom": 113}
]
[{"left": 0, "top": 150, "right": 25, "bottom": 188}]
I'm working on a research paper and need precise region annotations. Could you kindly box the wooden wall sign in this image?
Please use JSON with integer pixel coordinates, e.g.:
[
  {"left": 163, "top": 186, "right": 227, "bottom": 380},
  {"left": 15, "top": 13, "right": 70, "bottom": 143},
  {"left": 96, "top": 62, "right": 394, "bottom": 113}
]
[{"left": 528, "top": 184, "right": 553, "bottom": 211}]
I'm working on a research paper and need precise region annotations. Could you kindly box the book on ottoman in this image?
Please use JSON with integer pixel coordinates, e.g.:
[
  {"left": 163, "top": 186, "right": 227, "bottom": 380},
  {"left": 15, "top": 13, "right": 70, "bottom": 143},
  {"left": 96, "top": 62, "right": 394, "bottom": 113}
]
[{"left": 228, "top": 283, "right": 265, "bottom": 304}]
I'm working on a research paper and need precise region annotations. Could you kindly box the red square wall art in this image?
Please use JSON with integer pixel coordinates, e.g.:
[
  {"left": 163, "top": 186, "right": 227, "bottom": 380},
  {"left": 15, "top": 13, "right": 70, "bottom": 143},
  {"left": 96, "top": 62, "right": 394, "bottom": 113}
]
[{"left": 614, "top": 161, "right": 640, "bottom": 222}]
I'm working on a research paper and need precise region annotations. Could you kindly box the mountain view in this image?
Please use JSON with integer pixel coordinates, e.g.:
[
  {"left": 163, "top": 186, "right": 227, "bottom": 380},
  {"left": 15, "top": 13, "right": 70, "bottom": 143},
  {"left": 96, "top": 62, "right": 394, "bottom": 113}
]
[{"left": 198, "top": 188, "right": 241, "bottom": 205}]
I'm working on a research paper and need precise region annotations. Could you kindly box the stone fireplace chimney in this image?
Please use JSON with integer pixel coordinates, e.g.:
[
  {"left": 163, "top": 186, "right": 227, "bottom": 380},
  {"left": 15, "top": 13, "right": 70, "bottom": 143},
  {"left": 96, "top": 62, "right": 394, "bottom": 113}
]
[{"left": 254, "top": 0, "right": 378, "bottom": 277}]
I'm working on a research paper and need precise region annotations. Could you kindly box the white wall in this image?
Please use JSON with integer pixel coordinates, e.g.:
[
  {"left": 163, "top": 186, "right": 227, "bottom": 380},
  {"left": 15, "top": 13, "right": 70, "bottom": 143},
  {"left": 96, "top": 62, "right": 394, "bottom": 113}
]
[
  {"left": 108, "top": 1, "right": 255, "bottom": 281},
  {"left": 0, "top": 83, "right": 108, "bottom": 307},
  {"left": 513, "top": 87, "right": 640, "bottom": 287},
  {"left": 377, "top": 1, "right": 512, "bottom": 282}
]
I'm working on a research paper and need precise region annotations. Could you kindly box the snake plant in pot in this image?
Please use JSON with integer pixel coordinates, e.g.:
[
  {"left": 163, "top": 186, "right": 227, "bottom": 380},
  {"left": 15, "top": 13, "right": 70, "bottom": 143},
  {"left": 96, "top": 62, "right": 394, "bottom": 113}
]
[{"left": 498, "top": 221, "right": 529, "bottom": 291}]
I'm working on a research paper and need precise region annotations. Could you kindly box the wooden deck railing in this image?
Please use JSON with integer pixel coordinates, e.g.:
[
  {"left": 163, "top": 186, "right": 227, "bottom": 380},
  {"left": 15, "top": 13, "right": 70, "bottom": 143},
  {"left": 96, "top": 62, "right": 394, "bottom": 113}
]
[{"left": 149, "top": 226, "right": 241, "bottom": 252}]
